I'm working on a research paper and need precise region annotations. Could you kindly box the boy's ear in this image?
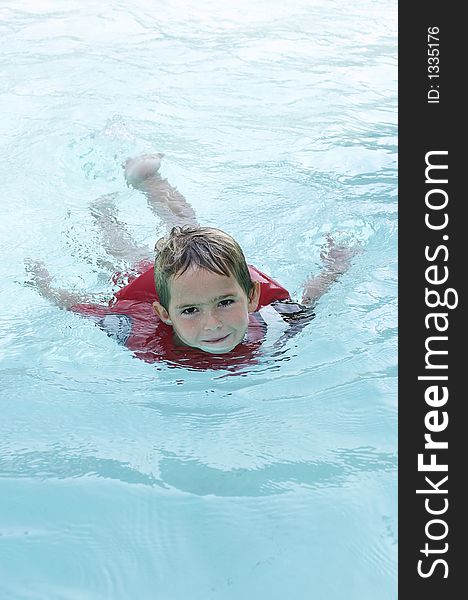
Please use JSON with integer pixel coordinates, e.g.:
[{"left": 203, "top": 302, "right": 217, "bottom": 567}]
[
  {"left": 152, "top": 301, "right": 172, "bottom": 326},
  {"left": 248, "top": 281, "right": 261, "bottom": 312}
]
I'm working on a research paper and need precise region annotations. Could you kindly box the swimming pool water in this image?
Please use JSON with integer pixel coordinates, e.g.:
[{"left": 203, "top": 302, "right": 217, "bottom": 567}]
[{"left": 0, "top": 0, "right": 397, "bottom": 598}]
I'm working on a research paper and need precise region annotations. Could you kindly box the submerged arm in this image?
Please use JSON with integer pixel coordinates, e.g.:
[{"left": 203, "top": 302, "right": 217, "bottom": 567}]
[
  {"left": 301, "top": 237, "right": 358, "bottom": 306},
  {"left": 267, "top": 238, "right": 358, "bottom": 351},
  {"left": 25, "top": 260, "right": 104, "bottom": 310}
]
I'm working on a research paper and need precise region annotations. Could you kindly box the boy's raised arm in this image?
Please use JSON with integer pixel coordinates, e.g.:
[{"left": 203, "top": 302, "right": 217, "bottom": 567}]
[{"left": 124, "top": 154, "right": 198, "bottom": 229}]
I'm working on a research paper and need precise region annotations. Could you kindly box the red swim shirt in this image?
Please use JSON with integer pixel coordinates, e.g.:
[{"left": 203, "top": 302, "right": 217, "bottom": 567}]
[{"left": 71, "top": 262, "right": 290, "bottom": 369}]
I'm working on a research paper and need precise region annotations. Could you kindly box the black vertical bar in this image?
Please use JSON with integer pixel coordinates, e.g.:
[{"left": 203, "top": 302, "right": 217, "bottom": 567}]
[{"left": 399, "top": 3, "right": 462, "bottom": 597}]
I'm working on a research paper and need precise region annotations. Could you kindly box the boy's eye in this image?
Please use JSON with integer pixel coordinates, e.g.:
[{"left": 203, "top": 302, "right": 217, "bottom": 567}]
[
  {"left": 181, "top": 307, "right": 198, "bottom": 315},
  {"left": 218, "top": 299, "right": 234, "bottom": 307}
]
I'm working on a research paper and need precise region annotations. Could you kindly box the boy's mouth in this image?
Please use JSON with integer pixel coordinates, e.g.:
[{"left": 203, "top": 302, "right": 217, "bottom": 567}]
[{"left": 201, "top": 333, "right": 231, "bottom": 344}]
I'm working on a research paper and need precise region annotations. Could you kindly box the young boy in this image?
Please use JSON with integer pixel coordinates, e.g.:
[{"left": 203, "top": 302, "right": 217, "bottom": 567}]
[{"left": 27, "top": 154, "right": 355, "bottom": 367}]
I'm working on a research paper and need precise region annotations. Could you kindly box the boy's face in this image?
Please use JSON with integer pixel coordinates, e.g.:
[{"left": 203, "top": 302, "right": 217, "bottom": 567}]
[{"left": 153, "top": 267, "right": 260, "bottom": 354}]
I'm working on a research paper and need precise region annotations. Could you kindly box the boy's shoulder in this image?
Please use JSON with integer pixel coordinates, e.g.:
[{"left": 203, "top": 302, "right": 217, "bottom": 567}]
[
  {"left": 259, "top": 299, "right": 316, "bottom": 342},
  {"left": 270, "top": 299, "right": 315, "bottom": 320},
  {"left": 112, "top": 262, "right": 291, "bottom": 308}
]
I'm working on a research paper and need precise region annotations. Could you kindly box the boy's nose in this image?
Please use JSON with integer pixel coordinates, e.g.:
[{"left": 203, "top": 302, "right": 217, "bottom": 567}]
[{"left": 202, "top": 311, "right": 222, "bottom": 330}]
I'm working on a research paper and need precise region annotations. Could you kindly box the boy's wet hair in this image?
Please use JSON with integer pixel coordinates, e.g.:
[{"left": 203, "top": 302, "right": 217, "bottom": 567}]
[{"left": 154, "top": 226, "right": 254, "bottom": 310}]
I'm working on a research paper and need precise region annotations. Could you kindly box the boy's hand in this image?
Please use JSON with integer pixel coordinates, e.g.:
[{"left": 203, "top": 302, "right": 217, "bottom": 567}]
[
  {"left": 24, "top": 259, "right": 99, "bottom": 309},
  {"left": 321, "top": 236, "right": 360, "bottom": 274},
  {"left": 24, "top": 258, "right": 53, "bottom": 289},
  {"left": 124, "top": 153, "right": 164, "bottom": 188},
  {"left": 301, "top": 235, "right": 359, "bottom": 305}
]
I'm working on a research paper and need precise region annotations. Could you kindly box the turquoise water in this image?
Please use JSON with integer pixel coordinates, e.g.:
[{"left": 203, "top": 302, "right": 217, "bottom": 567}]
[{"left": 0, "top": 1, "right": 397, "bottom": 598}]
